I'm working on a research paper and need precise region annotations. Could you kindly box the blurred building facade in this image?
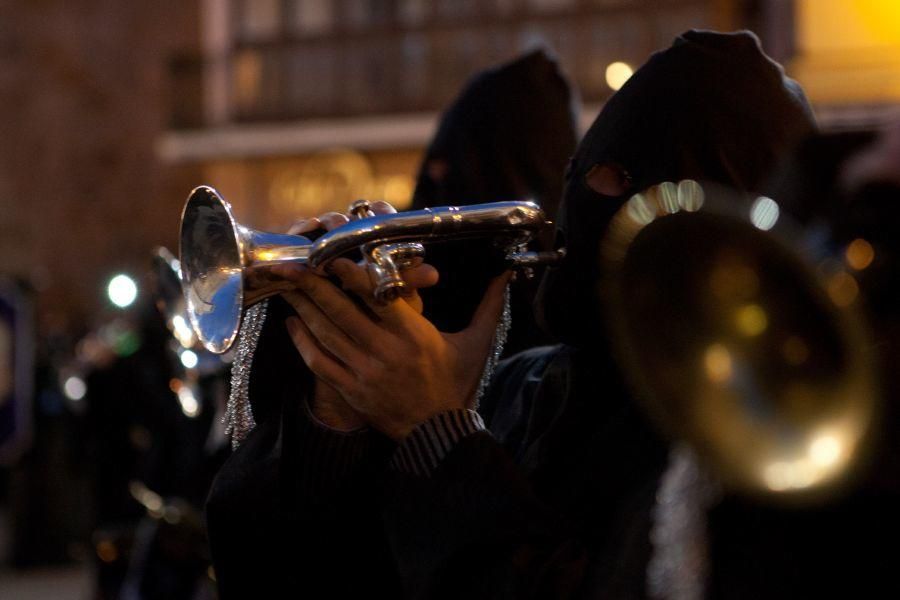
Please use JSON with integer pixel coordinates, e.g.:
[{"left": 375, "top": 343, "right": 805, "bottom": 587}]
[
  {"left": 1, "top": 0, "right": 900, "bottom": 335},
  {"left": 0, "top": 1, "right": 202, "bottom": 337},
  {"left": 161, "top": 0, "right": 727, "bottom": 233}
]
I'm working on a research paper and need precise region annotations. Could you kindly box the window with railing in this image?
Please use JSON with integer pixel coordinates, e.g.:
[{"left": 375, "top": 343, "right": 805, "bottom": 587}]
[{"left": 171, "top": 0, "right": 712, "bottom": 128}]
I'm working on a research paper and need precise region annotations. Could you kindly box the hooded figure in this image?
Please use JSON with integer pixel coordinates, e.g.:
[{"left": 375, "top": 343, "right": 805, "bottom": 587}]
[
  {"left": 411, "top": 48, "right": 577, "bottom": 355},
  {"left": 377, "top": 30, "right": 819, "bottom": 599},
  {"left": 205, "top": 50, "right": 576, "bottom": 599},
  {"left": 537, "top": 29, "right": 814, "bottom": 348},
  {"left": 207, "top": 30, "right": 821, "bottom": 599}
]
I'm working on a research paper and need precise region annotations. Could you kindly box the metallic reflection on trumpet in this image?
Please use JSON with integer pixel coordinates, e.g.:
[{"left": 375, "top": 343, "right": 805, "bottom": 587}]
[
  {"left": 180, "top": 185, "right": 560, "bottom": 354},
  {"left": 603, "top": 180, "right": 878, "bottom": 499}
]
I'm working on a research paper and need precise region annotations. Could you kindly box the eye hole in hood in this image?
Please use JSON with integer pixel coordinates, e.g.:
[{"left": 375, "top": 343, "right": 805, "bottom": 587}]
[
  {"left": 538, "top": 29, "right": 817, "bottom": 347},
  {"left": 585, "top": 163, "right": 633, "bottom": 198}
]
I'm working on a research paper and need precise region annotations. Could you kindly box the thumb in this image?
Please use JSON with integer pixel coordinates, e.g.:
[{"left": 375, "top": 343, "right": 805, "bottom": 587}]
[{"left": 452, "top": 271, "right": 513, "bottom": 357}]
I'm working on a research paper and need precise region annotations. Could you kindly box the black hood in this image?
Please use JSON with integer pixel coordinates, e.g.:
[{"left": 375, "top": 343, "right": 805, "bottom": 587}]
[
  {"left": 537, "top": 30, "right": 816, "bottom": 347},
  {"left": 412, "top": 49, "right": 578, "bottom": 343},
  {"left": 412, "top": 48, "right": 577, "bottom": 216}
]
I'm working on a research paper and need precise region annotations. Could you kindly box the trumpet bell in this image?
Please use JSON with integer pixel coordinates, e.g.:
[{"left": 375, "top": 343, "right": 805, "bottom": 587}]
[
  {"left": 604, "top": 182, "right": 878, "bottom": 499},
  {"left": 181, "top": 186, "right": 313, "bottom": 354},
  {"left": 180, "top": 186, "right": 245, "bottom": 354}
]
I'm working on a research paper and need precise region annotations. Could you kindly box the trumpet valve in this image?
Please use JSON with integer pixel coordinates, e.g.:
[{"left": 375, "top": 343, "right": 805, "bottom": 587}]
[
  {"left": 350, "top": 199, "right": 375, "bottom": 220},
  {"left": 366, "top": 242, "right": 426, "bottom": 303}
]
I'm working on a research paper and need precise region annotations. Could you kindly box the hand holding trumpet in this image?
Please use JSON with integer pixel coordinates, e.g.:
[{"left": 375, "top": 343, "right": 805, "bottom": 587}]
[{"left": 274, "top": 202, "right": 510, "bottom": 439}]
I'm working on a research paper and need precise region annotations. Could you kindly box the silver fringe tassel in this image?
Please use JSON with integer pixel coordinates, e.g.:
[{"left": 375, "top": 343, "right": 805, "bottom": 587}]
[
  {"left": 474, "top": 284, "right": 511, "bottom": 409},
  {"left": 647, "top": 444, "right": 720, "bottom": 600},
  {"left": 224, "top": 300, "right": 268, "bottom": 449}
]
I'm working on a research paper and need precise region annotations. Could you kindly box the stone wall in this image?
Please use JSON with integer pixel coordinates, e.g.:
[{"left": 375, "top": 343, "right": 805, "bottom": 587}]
[{"left": 0, "top": 1, "right": 200, "bottom": 337}]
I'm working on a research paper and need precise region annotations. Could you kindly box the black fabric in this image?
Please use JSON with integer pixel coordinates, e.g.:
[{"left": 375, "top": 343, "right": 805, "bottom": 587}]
[
  {"left": 206, "top": 31, "right": 823, "bottom": 599},
  {"left": 205, "top": 295, "right": 400, "bottom": 598},
  {"left": 382, "top": 345, "right": 668, "bottom": 599},
  {"left": 206, "top": 386, "right": 399, "bottom": 599},
  {"left": 380, "top": 30, "right": 823, "bottom": 598},
  {"left": 411, "top": 49, "right": 578, "bottom": 355},
  {"left": 536, "top": 29, "right": 816, "bottom": 347},
  {"left": 701, "top": 128, "right": 900, "bottom": 599}
]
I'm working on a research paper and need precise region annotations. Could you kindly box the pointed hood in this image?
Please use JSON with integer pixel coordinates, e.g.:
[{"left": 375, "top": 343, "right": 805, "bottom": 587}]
[{"left": 537, "top": 30, "right": 816, "bottom": 346}]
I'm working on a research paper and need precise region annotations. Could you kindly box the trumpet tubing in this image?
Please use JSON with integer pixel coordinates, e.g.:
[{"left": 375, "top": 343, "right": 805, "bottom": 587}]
[{"left": 179, "top": 185, "right": 558, "bottom": 354}]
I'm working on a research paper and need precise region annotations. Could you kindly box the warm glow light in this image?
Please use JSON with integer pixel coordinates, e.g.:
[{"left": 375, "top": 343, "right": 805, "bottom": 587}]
[
  {"left": 762, "top": 434, "right": 844, "bottom": 492},
  {"left": 827, "top": 271, "right": 860, "bottom": 307},
  {"left": 254, "top": 249, "right": 280, "bottom": 262},
  {"left": 845, "top": 238, "right": 875, "bottom": 270},
  {"left": 735, "top": 304, "right": 768, "bottom": 337},
  {"left": 809, "top": 434, "right": 842, "bottom": 467},
  {"left": 704, "top": 343, "right": 733, "bottom": 384},
  {"left": 763, "top": 459, "right": 818, "bottom": 491},
  {"left": 96, "top": 540, "right": 118, "bottom": 563},
  {"left": 177, "top": 386, "right": 200, "bottom": 418},
  {"left": 63, "top": 376, "right": 87, "bottom": 401},
  {"left": 107, "top": 274, "right": 138, "bottom": 308},
  {"left": 763, "top": 461, "right": 793, "bottom": 491},
  {"left": 171, "top": 314, "right": 196, "bottom": 348},
  {"left": 382, "top": 175, "right": 413, "bottom": 207},
  {"left": 180, "top": 349, "right": 199, "bottom": 369},
  {"left": 750, "top": 196, "right": 780, "bottom": 231},
  {"left": 605, "top": 61, "right": 634, "bottom": 91}
]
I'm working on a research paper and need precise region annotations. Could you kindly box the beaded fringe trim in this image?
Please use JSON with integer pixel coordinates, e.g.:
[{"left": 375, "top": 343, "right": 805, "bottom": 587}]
[
  {"left": 224, "top": 300, "right": 267, "bottom": 449},
  {"left": 647, "top": 445, "right": 720, "bottom": 600},
  {"left": 474, "top": 284, "right": 511, "bottom": 409},
  {"left": 224, "top": 283, "right": 508, "bottom": 447}
]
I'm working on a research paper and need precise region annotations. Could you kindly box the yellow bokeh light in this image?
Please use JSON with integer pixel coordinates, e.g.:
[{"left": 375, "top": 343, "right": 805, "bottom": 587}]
[
  {"left": 845, "top": 238, "right": 875, "bottom": 271},
  {"left": 735, "top": 303, "right": 768, "bottom": 337},
  {"left": 809, "top": 434, "right": 842, "bottom": 467},
  {"left": 763, "top": 459, "right": 818, "bottom": 492},
  {"left": 605, "top": 61, "right": 634, "bottom": 91},
  {"left": 827, "top": 271, "right": 860, "bottom": 307},
  {"left": 704, "top": 343, "right": 733, "bottom": 384},
  {"left": 381, "top": 175, "right": 414, "bottom": 209}
]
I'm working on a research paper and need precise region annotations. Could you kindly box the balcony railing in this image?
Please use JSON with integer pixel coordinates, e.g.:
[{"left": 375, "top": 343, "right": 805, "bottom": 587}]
[{"left": 169, "top": 0, "right": 711, "bottom": 129}]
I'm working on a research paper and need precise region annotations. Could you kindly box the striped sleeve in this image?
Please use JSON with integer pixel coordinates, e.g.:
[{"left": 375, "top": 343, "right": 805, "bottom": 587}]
[{"left": 390, "top": 408, "right": 487, "bottom": 477}]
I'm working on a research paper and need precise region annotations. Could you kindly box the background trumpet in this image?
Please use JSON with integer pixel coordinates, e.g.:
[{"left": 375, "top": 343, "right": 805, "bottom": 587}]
[{"left": 602, "top": 180, "right": 878, "bottom": 498}]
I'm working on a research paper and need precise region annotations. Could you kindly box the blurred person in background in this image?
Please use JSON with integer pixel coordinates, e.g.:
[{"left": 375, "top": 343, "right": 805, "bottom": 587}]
[
  {"left": 205, "top": 50, "right": 578, "bottom": 598},
  {"left": 7, "top": 288, "right": 90, "bottom": 569},
  {"left": 80, "top": 255, "right": 227, "bottom": 600},
  {"left": 410, "top": 48, "right": 578, "bottom": 356}
]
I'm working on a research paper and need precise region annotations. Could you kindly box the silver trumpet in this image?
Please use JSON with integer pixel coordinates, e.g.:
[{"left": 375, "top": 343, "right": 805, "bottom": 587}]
[{"left": 180, "top": 185, "right": 561, "bottom": 354}]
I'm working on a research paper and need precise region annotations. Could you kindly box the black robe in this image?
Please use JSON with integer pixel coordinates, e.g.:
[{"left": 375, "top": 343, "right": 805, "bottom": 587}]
[{"left": 206, "top": 30, "right": 848, "bottom": 599}]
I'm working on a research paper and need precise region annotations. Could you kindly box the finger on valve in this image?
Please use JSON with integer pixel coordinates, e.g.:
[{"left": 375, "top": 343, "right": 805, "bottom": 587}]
[
  {"left": 287, "top": 211, "right": 350, "bottom": 235},
  {"left": 369, "top": 200, "right": 398, "bottom": 215}
]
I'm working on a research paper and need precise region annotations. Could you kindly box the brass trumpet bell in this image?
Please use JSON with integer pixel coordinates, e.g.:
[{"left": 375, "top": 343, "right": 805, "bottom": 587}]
[
  {"left": 180, "top": 185, "right": 556, "bottom": 354},
  {"left": 603, "top": 181, "right": 879, "bottom": 498}
]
